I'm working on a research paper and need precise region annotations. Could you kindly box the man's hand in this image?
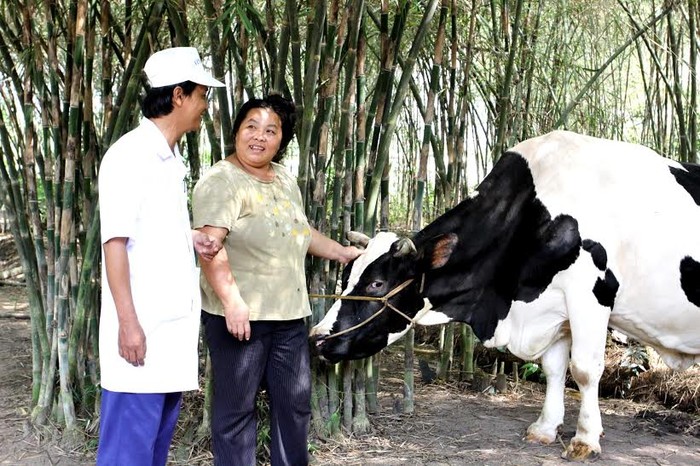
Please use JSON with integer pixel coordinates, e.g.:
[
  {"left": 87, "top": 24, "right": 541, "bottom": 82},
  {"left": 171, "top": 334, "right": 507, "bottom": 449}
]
[
  {"left": 118, "top": 318, "right": 147, "bottom": 366},
  {"left": 103, "top": 237, "right": 146, "bottom": 366},
  {"left": 193, "top": 229, "right": 223, "bottom": 261}
]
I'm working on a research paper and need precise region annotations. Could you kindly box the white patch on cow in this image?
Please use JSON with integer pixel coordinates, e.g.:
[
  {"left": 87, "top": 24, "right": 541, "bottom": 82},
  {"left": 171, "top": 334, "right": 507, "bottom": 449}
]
[
  {"left": 387, "top": 298, "right": 448, "bottom": 345},
  {"left": 413, "top": 311, "right": 451, "bottom": 325},
  {"left": 387, "top": 326, "right": 412, "bottom": 346},
  {"left": 344, "top": 232, "right": 399, "bottom": 296},
  {"left": 309, "top": 300, "right": 341, "bottom": 337},
  {"left": 514, "top": 131, "right": 700, "bottom": 240},
  {"left": 310, "top": 232, "right": 401, "bottom": 338},
  {"left": 482, "top": 287, "right": 569, "bottom": 358},
  {"left": 510, "top": 131, "right": 700, "bottom": 358},
  {"left": 413, "top": 298, "right": 451, "bottom": 325},
  {"left": 484, "top": 251, "right": 609, "bottom": 362}
]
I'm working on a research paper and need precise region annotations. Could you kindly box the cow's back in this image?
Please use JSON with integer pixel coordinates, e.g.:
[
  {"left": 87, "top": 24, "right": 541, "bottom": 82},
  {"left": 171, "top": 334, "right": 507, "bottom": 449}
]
[{"left": 509, "top": 130, "right": 700, "bottom": 366}]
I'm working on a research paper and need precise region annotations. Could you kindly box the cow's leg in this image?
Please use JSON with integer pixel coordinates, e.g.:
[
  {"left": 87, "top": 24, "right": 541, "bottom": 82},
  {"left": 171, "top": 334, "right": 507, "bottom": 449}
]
[
  {"left": 525, "top": 336, "right": 570, "bottom": 444},
  {"left": 564, "top": 306, "right": 609, "bottom": 461}
]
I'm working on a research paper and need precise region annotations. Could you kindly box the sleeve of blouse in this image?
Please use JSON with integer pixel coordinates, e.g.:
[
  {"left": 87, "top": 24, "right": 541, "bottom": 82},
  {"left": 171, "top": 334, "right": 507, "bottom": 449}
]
[{"left": 192, "top": 168, "right": 241, "bottom": 231}]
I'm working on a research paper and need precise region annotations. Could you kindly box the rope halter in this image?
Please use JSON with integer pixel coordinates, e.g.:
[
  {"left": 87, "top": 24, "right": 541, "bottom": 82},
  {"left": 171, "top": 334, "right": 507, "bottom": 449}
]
[{"left": 309, "top": 274, "right": 425, "bottom": 341}]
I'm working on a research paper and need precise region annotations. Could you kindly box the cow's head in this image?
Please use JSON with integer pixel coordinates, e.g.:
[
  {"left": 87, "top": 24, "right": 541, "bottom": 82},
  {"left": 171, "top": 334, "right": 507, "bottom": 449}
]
[{"left": 310, "top": 231, "right": 458, "bottom": 363}]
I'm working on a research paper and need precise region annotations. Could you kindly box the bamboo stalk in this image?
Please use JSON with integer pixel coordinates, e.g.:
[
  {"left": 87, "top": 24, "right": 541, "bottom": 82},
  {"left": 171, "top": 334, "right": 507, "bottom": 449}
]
[
  {"left": 352, "top": 359, "right": 370, "bottom": 433},
  {"left": 364, "top": 0, "right": 439, "bottom": 229},
  {"left": 438, "top": 322, "right": 455, "bottom": 381},
  {"left": 460, "top": 324, "right": 475, "bottom": 382},
  {"left": 341, "top": 360, "right": 352, "bottom": 432},
  {"left": 403, "top": 328, "right": 415, "bottom": 414}
]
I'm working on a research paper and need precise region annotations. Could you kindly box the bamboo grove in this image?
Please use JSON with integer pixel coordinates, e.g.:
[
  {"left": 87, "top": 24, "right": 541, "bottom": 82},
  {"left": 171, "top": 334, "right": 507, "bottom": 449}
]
[{"left": 0, "top": 0, "right": 698, "bottom": 446}]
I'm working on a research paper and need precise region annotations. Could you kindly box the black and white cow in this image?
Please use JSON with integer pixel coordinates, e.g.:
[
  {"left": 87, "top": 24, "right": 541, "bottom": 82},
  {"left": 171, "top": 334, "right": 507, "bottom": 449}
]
[{"left": 310, "top": 130, "right": 700, "bottom": 461}]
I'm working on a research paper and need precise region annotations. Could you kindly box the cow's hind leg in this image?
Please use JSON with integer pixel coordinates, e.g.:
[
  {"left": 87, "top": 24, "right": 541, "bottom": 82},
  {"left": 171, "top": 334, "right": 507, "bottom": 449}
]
[
  {"left": 525, "top": 336, "right": 570, "bottom": 445},
  {"left": 563, "top": 303, "right": 609, "bottom": 461}
]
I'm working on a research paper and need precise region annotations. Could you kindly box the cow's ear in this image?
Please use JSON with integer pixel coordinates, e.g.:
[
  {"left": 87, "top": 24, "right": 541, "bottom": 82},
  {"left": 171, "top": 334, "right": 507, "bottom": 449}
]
[{"left": 425, "top": 233, "right": 458, "bottom": 269}]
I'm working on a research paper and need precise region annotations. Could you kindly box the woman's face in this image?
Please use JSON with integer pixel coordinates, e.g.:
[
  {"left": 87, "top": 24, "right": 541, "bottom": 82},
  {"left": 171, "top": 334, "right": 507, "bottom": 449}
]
[{"left": 234, "top": 107, "right": 283, "bottom": 167}]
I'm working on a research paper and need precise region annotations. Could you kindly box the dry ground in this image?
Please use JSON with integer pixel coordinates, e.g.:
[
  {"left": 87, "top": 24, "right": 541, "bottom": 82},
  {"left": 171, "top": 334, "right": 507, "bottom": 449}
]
[
  {"left": 1, "top": 233, "right": 700, "bottom": 465},
  {"left": 310, "top": 369, "right": 700, "bottom": 465},
  {"left": 0, "top": 284, "right": 93, "bottom": 465}
]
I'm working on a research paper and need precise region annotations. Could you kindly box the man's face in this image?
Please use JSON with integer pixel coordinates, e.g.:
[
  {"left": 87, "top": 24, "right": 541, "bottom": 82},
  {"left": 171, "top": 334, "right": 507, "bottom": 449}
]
[{"left": 180, "top": 84, "right": 209, "bottom": 133}]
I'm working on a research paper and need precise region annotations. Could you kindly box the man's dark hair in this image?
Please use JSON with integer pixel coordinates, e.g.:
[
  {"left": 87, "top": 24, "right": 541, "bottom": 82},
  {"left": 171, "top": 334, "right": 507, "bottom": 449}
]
[
  {"left": 141, "top": 80, "right": 198, "bottom": 118},
  {"left": 232, "top": 94, "right": 297, "bottom": 162}
]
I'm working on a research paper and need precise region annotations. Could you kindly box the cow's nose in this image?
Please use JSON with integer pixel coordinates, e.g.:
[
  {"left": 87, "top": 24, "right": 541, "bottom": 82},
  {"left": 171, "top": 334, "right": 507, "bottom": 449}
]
[
  {"left": 309, "top": 333, "right": 327, "bottom": 345},
  {"left": 308, "top": 333, "right": 327, "bottom": 356}
]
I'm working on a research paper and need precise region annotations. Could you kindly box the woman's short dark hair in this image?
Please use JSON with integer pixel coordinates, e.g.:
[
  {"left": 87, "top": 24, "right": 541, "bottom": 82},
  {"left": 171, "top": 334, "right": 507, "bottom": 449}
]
[
  {"left": 232, "top": 94, "right": 297, "bottom": 162},
  {"left": 141, "top": 80, "right": 198, "bottom": 119}
]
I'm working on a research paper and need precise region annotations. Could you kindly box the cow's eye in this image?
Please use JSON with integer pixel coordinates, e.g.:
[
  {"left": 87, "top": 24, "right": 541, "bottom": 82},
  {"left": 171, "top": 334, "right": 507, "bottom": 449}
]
[{"left": 368, "top": 280, "right": 384, "bottom": 290}]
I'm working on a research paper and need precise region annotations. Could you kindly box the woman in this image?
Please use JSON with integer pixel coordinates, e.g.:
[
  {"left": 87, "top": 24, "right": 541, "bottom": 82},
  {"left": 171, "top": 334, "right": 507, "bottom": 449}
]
[{"left": 192, "top": 94, "right": 361, "bottom": 466}]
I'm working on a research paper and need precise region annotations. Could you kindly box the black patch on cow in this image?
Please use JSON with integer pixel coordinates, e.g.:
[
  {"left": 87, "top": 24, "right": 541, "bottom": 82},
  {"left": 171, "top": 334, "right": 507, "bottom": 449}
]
[
  {"left": 669, "top": 163, "right": 700, "bottom": 206},
  {"left": 409, "top": 151, "right": 583, "bottom": 342},
  {"left": 593, "top": 269, "right": 619, "bottom": 308},
  {"left": 582, "top": 239, "right": 607, "bottom": 271},
  {"left": 341, "top": 260, "right": 354, "bottom": 289},
  {"left": 515, "top": 213, "right": 581, "bottom": 302},
  {"left": 680, "top": 256, "right": 700, "bottom": 307}
]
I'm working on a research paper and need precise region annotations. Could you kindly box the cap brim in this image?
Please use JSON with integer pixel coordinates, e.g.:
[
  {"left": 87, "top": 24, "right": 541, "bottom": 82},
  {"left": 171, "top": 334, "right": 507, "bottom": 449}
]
[{"left": 191, "top": 71, "right": 225, "bottom": 87}]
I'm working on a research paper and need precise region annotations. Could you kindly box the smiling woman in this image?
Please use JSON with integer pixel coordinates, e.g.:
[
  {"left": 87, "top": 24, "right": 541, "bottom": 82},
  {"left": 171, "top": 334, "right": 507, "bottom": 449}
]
[{"left": 191, "top": 94, "right": 362, "bottom": 466}]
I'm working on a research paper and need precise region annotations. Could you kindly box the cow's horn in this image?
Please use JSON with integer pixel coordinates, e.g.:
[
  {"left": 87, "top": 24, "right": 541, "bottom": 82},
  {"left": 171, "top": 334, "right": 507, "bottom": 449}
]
[
  {"left": 346, "top": 231, "right": 371, "bottom": 248},
  {"left": 394, "top": 237, "right": 417, "bottom": 257}
]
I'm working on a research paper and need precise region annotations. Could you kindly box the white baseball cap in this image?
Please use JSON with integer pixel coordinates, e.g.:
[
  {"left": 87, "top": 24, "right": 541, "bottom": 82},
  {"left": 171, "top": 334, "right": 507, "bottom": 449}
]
[{"left": 144, "top": 47, "right": 225, "bottom": 88}]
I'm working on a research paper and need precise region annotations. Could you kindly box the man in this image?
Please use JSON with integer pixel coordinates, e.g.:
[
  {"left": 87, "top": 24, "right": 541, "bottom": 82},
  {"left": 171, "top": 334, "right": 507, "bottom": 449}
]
[{"left": 96, "top": 47, "right": 225, "bottom": 465}]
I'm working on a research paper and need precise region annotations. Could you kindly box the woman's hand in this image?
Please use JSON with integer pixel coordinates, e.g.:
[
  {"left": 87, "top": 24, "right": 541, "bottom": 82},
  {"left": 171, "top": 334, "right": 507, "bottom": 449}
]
[
  {"left": 224, "top": 295, "right": 251, "bottom": 341},
  {"left": 308, "top": 228, "right": 365, "bottom": 264},
  {"left": 337, "top": 245, "right": 364, "bottom": 264},
  {"left": 196, "top": 226, "right": 252, "bottom": 341}
]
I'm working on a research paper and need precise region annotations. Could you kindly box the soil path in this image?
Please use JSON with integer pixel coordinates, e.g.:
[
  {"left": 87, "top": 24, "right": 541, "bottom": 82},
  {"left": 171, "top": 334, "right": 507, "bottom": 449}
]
[
  {"left": 2, "top": 283, "right": 699, "bottom": 465},
  {"left": 0, "top": 284, "right": 92, "bottom": 465},
  {"left": 311, "top": 373, "right": 700, "bottom": 465}
]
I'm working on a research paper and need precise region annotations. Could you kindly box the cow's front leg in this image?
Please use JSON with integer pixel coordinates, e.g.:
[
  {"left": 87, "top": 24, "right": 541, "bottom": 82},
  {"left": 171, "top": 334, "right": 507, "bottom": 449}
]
[
  {"left": 564, "top": 303, "right": 609, "bottom": 460},
  {"left": 525, "top": 336, "right": 570, "bottom": 444}
]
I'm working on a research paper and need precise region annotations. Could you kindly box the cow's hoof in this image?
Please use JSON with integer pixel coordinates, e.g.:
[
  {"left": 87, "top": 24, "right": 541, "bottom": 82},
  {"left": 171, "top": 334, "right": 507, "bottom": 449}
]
[
  {"left": 562, "top": 438, "right": 601, "bottom": 462},
  {"left": 524, "top": 426, "right": 556, "bottom": 445},
  {"left": 524, "top": 431, "right": 555, "bottom": 445}
]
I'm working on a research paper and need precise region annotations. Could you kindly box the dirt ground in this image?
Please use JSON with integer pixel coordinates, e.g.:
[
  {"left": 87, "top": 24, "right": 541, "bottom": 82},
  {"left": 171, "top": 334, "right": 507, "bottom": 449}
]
[
  {"left": 310, "top": 370, "right": 700, "bottom": 465},
  {"left": 0, "top": 284, "right": 93, "bottom": 465},
  {"left": 1, "top": 233, "right": 700, "bottom": 465}
]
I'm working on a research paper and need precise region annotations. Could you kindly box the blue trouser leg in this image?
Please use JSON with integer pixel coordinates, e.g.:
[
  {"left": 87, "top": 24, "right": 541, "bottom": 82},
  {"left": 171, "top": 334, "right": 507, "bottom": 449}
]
[
  {"left": 97, "top": 389, "right": 182, "bottom": 466},
  {"left": 153, "top": 392, "right": 182, "bottom": 464}
]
